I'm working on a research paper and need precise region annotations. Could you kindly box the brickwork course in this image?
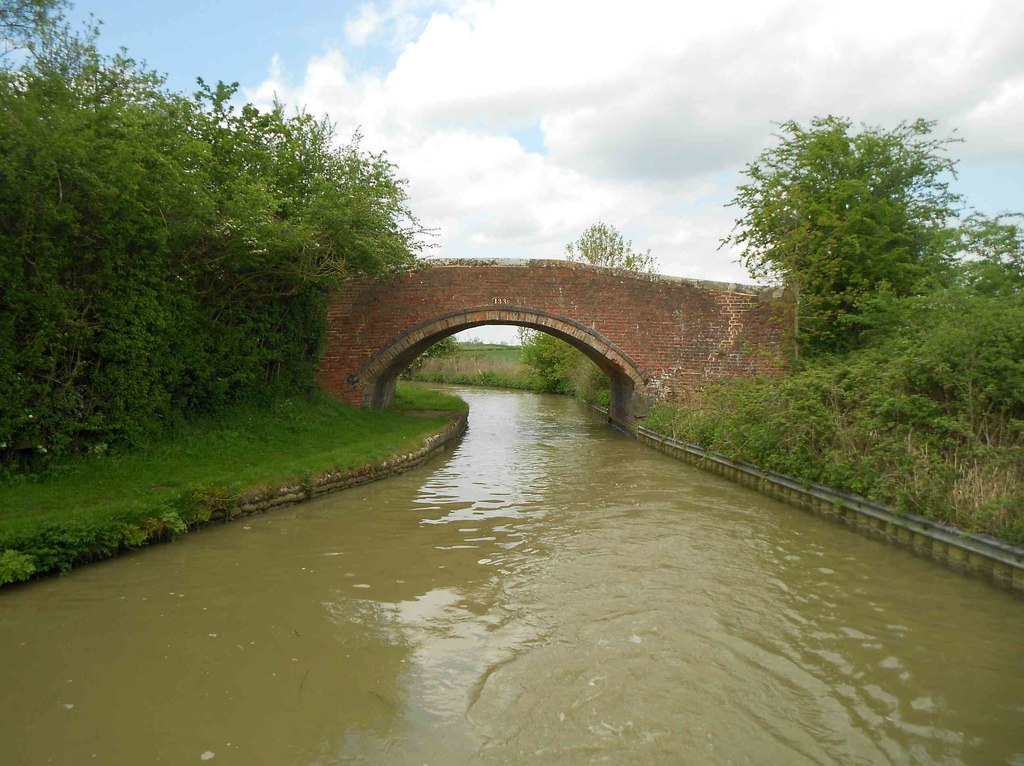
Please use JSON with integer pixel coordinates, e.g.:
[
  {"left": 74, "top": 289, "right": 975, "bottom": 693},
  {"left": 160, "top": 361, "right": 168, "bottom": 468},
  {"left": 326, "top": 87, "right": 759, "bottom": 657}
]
[{"left": 318, "top": 259, "right": 792, "bottom": 427}]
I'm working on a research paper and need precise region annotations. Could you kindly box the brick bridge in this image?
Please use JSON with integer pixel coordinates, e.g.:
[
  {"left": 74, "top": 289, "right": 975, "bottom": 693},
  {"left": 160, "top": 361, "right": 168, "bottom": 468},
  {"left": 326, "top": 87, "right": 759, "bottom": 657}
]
[{"left": 318, "top": 259, "right": 790, "bottom": 430}]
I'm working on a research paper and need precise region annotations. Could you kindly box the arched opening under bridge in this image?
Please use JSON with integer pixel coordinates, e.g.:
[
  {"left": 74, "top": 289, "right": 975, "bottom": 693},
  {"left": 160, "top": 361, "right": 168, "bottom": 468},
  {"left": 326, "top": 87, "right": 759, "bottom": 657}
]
[{"left": 353, "top": 307, "right": 649, "bottom": 429}]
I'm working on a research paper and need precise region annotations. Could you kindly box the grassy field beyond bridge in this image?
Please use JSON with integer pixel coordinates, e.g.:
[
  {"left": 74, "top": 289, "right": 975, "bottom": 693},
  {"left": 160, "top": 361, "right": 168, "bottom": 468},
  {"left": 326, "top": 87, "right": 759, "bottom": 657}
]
[{"left": 406, "top": 342, "right": 544, "bottom": 391}]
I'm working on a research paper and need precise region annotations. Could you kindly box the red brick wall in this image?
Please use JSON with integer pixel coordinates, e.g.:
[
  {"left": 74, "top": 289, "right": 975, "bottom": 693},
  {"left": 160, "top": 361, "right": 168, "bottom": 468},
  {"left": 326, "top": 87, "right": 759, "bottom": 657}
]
[{"left": 318, "top": 259, "right": 791, "bottom": 406}]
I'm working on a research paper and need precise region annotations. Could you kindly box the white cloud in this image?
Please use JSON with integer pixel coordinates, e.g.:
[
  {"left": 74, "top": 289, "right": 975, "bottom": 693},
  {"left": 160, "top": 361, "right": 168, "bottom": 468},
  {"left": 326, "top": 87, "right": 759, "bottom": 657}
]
[
  {"left": 345, "top": 4, "right": 384, "bottom": 47},
  {"left": 244, "top": 0, "right": 1024, "bottom": 290},
  {"left": 342, "top": 0, "right": 463, "bottom": 51},
  {"left": 960, "top": 75, "right": 1024, "bottom": 160}
]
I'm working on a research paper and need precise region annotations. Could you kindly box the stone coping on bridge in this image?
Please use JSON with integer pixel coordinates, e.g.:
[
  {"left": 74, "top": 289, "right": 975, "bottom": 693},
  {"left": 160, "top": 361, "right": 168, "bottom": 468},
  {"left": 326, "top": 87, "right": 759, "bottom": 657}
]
[
  {"left": 413, "top": 257, "right": 784, "bottom": 297},
  {"left": 616, "top": 417, "right": 1024, "bottom": 593}
]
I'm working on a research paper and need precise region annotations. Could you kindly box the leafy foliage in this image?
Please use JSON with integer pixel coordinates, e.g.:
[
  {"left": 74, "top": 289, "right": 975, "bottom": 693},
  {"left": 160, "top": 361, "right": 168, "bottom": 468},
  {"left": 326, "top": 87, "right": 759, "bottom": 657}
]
[
  {"left": 564, "top": 221, "right": 656, "bottom": 273},
  {"left": 647, "top": 267, "right": 1024, "bottom": 543},
  {"left": 519, "top": 333, "right": 581, "bottom": 395},
  {"left": 658, "top": 125, "right": 1024, "bottom": 543},
  {"left": 0, "top": 5, "right": 426, "bottom": 470},
  {"left": 0, "top": 0, "right": 64, "bottom": 60},
  {"left": 0, "top": 548, "right": 36, "bottom": 585},
  {"left": 519, "top": 332, "right": 610, "bottom": 404},
  {"left": 952, "top": 212, "right": 1024, "bottom": 296},
  {"left": 723, "top": 116, "right": 962, "bottom": 356}
]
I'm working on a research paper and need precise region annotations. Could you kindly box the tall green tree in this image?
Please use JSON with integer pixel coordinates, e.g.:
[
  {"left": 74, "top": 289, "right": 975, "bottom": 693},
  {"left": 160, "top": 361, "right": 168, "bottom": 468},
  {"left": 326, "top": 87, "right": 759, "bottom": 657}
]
[
  {"left": 564, "top": 221, "right": 656, "bottom": 274},
  {"left": 722, "top": 116, "right": 962, "bottom": 357}
]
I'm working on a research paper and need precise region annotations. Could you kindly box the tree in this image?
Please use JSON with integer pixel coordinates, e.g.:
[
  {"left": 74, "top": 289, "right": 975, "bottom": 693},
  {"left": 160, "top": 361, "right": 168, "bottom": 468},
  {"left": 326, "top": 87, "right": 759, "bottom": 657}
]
[
  {"left": 722, "top": 116, "right": 962, "bottom": 357},
  {"left": 564, "top": 221, "right": 656, "bottom": 274},
  {"left": 520, "top": 223, "right": 656, "bottom": 399},
  {"left": 0, "top": 3, "right": 428, "bottom": 468},
  {"left": 0, "top": 0, "right": 65, "bottom": 62},
  {"left": 953, "top": 212, "right": 1024, "bottom": 296}
]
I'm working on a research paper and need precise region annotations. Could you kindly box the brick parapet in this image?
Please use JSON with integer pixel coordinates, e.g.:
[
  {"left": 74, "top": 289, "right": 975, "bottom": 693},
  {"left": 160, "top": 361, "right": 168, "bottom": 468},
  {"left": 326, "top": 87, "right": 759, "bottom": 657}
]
[{"left": 319, "top": 259, "right": 791, "bottom": 407}]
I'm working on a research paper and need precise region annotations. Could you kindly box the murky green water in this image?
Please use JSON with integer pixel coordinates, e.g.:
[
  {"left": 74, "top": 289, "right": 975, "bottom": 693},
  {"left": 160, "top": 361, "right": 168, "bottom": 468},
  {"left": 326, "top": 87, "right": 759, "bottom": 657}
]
[{"left": 2, "top": 388, "right": 1023, "bottom": 765}]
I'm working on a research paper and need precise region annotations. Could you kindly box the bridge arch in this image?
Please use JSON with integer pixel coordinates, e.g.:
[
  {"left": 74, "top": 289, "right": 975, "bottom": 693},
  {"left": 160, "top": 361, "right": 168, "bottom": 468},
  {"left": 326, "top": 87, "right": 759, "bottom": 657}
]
[
  {"left": 317, "top": 259, "right": 790, "bottom": 433},
  {"left": 350, "top": 306, "right": 649, "bottom": 428}
]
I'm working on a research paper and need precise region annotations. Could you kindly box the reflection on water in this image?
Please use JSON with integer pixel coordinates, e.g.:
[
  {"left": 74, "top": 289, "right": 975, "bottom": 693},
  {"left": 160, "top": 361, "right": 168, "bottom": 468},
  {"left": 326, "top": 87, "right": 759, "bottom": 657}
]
[{"left": 1, "top": 387, "right": 1023, "bottom": 765}]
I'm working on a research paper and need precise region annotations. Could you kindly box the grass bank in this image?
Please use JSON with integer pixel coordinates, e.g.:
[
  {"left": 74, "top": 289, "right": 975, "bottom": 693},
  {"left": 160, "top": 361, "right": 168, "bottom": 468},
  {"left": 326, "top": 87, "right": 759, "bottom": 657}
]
[{"left": 0, "top": 384, "right": 466, "bottom": 587}]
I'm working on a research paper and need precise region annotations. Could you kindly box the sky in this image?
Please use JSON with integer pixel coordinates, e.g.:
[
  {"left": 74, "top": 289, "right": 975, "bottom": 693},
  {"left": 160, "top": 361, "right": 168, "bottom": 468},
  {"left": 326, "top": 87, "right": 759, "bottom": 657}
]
[{"left": 69, "top": 0, "right": 1024, "bottom": 343}]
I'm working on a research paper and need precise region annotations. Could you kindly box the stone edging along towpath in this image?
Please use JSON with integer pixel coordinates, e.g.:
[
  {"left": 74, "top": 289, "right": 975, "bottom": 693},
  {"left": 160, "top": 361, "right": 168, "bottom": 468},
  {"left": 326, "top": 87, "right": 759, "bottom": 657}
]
[
  {"left": 203, "top": 411, "right": 467, "bottom": 524},
  {"left": 633, "top": 422, "right": 1024, "bottom": 593}
]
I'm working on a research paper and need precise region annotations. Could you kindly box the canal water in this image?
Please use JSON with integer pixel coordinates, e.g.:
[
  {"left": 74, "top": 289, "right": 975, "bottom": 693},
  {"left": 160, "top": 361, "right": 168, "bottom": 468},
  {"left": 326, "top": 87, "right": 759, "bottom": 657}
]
[{"left": 1, "top": 388, "right": 1022, "bottom": 765}]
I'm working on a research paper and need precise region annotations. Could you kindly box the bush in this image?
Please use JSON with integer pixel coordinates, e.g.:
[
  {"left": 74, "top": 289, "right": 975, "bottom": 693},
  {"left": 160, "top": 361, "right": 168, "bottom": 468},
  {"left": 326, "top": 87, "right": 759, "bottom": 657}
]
[
  {"left": 519, "top": 332, "right": 610, "bottom": 403},
  {"left": 647, "top": 284, "right": 1024, "bottom": 543},
  {"left": 0, "top": 7, "right": 426, "bottom": 472},
  {"left": 0, "top": 549, "right": 37, "bottom": 586}
]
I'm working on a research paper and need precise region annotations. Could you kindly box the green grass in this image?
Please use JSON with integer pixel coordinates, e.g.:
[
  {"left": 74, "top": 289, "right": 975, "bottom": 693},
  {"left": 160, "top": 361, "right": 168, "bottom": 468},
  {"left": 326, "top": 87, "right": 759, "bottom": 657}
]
[
  {"left": 390, "top": 384, "right": 469, "bottom": 411},
  {"left": 0, "top": 384, "right": 465, "bottom": 586},
  {"left": 407, "top": 343, "right": 613, "bottom": 408},
  {"left": 406, "top": 368, "right": 548, "bottom": 392},
  {"left": 406, "top": 345, "right": 546, "bottom": 392}
]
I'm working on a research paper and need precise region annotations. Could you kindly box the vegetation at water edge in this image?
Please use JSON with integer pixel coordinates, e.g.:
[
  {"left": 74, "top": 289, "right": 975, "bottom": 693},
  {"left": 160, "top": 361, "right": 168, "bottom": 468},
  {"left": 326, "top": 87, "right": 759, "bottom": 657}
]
[
  {"left": 0, "top": 385, "right": 465, "bottom": 587},
  {"left": 391, "top": 384, "right": 469, "bottom": 411},
  {"left": 405, "top": 339, "right": 613, "bottom": 406}
]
